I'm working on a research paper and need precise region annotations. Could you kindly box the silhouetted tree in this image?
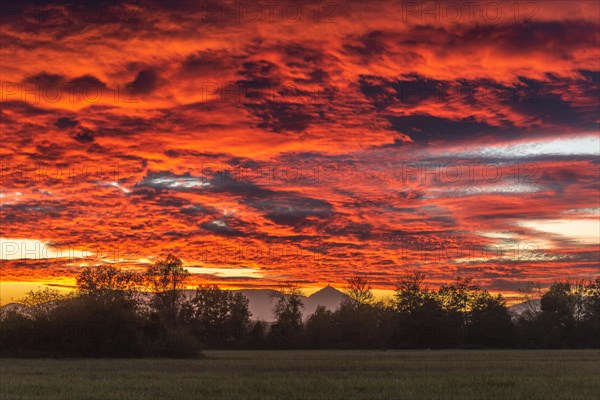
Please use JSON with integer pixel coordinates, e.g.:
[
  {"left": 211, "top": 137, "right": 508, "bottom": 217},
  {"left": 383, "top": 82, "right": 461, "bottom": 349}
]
[
  {"left": 59, "top": 265, "right": 147, "bottom": 356},
  {"left": 331, "top": 276, "right": 393, "bottom": 348},
  {"left": 467, "top": 291, "right": 514, "bottom": 347},
  {"left": 436, "top": 277, "right": 481, "bottom": 346},
  {"left": 539, "top": 282, "right": 576, "bottom": 347},
  {"left": 581, "top": 278, "right": 600, "bottom": 347},
  {"left": 0, "top": 287, "right": 70, "bottom": 357},
  {"left": 77, "top": 265, "right": 142, "bottom": 305},
  {"left": 437, "top": 277, "right": 479, "bottom": 312},
  {"left": 50, "top": 294, "right": 145, "bottom": 357},
  {"left": 305, "top": 305, "right": 338, "bottom": 347},
  {"left": 228, "top": 292, "right": 252, "bottom": 342},
  {"left": 395, "top": 272, "right": 431, "bottom": 314},
  {"left": 3, "top": 270, "right": 599, "bottom": 355},
  {"left": 584, "top": 278, "right": 600, "bottom": 321},
  {"left": 344, "top": 276, "right": 374, "bottom": 309},
  {"left": 372, "top": 299, "right": 398, "bottom": 349},
  {"left": 247, "top": 320, "right": 268, "bottom": 348},
  {"left": 515, "top": 279, "right": 600, "bottom": 348},
  {"left": 271, "top": 283, "right": 304, "bottom": 346},
  {"left": 145, "top": 254, "right": 191, "bottom": 328},
  {"left": 142, "top": 255, "right": 201, "bottom": 356},
  {"left": 19, "top": 287, "right": 71, "bottom": 321},
  {"left": 191, "top": 285, "right": 251, "bottom": 345}
]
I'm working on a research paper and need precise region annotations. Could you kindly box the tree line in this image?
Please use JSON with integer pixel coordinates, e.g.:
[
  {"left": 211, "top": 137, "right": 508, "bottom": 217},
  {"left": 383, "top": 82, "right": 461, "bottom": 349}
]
[{"left": 1, "top": 255, "right": 598, "bottom": 357}]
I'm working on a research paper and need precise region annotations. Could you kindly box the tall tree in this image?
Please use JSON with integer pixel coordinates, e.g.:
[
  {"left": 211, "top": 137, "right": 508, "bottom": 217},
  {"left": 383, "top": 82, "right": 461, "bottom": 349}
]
[
  {"left": 305, "top": 305, "right": 337, "bottom": 347},
  {"left": 191, "top": 285, "right": 251, "bottom": 344},
  {"left": 394, "top": 272, "right": 445, "bottom": 348},
  {"left": 145, "top": 254, "right": 191, "bottom": 327},
  {"left": 437, "top": 277, "right": 480, "bottom": 313},
  {"left": 395, "top": 271, "right": 430, "bottom": 314},
  {"left": 437, "top": 277, "right": 482, "bottom": 346},
  {"left": 531, "top": 282, "right": 582, "bottom": 347},
  {"left": 467, "top": 291, "right": 514, "bottom": 347},
  {"left": 271, "top": 283, "right": 304, "bottom": 345},
  {"left": 228, "top": 292, "right": 252, "bottom": 341}
]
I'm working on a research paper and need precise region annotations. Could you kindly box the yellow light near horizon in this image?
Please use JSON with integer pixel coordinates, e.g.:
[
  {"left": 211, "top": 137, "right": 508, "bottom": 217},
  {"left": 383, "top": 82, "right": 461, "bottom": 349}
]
[{"left": 0, "top": 281, "right": 74, "bottom": 306}]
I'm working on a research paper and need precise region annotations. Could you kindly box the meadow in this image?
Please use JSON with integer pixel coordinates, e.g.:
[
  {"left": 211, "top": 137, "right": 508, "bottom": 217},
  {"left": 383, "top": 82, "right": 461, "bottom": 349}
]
[{"left": 1, "top": 350, "right": 599, "bottom": 400}]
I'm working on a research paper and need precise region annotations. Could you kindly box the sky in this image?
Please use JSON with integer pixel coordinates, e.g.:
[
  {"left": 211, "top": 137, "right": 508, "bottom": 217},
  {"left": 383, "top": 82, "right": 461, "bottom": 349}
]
[{"left": 1, "top": 0, "right": 599, "bottom": 304}]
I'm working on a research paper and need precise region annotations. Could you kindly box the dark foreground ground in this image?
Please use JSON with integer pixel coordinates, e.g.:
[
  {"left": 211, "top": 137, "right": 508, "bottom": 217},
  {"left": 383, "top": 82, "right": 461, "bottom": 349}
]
[{"left": 1, "top": 350, "right": 599, "bottom": 400}]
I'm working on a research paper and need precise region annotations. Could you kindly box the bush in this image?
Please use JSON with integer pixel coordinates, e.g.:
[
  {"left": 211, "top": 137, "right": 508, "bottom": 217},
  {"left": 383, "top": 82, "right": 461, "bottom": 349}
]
[{"left": 162, "top": 328, "right": 203, "bottom": 358}]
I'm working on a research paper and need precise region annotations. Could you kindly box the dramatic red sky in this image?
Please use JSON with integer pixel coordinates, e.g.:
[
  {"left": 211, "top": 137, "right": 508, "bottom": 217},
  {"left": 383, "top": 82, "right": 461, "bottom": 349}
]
[{"left": 1, "top": 0, "right": 599, "bottom": 303}]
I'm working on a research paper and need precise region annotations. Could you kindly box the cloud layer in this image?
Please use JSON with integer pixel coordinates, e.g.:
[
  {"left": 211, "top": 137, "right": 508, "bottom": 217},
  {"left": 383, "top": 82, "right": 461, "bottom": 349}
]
[{"left": 1, "top": 0, "right": 599, "bottom": 300}]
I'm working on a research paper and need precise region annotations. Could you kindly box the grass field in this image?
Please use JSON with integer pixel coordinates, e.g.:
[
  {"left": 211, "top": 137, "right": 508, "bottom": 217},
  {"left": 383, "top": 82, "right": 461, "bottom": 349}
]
[{"left": 1, "top": 350, "right": 599, "bottom": 400}]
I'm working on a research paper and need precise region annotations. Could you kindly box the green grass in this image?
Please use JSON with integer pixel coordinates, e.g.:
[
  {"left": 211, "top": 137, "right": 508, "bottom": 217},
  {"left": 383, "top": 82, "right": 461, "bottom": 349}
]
[{"left": 1, "top": 350, "right": 599, "bottom": 400}]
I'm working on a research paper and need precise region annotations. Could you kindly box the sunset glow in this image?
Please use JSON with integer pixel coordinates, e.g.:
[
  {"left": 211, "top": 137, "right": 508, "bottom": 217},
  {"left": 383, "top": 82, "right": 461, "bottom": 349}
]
[{"left": 1, "top": 0, "right": 599, "bottom": 305}]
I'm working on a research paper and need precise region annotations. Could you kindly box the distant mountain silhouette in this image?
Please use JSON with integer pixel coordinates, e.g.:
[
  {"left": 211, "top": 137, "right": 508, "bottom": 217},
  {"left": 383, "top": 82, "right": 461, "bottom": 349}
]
[
  {"left": 234, "top": 285, "right": 348, "bottom": 321},
  {"left": 303, "top": 285, "right": 348, "bottom": 315},
  {"left": 232, "top": 289, "right": 280, "bottom": 321},
  {"left": 507, "top": 299, "right": 541, "bottom": 318}
]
